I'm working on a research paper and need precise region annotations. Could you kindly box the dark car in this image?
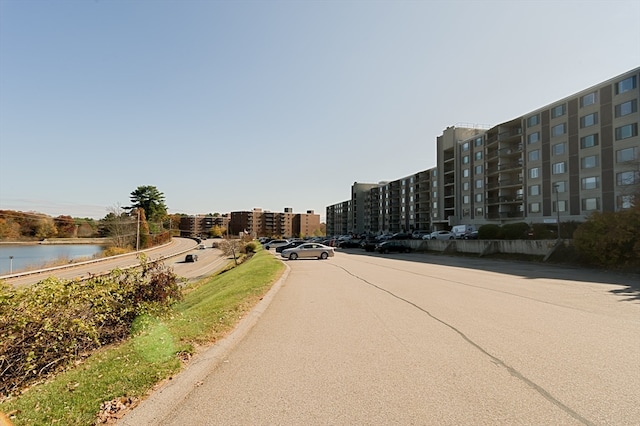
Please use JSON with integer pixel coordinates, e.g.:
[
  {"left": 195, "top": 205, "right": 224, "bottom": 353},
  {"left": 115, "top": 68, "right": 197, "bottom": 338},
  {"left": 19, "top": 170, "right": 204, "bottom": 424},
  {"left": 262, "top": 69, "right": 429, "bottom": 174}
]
[
  {"left": 276, "top": 240, "right": 306, "bottom": 253},
  {"left": 338, "top": 239, "right": 362, "bottom": 248},
  {"left": 390, "top": 232, "right": 411, "bottom": 240},
  {"left": 375, "top": 241, "right": 411, "bottom": 254},
  {"left": 463, "top": 230, "right": 479, "bottom": 240},
  {"left": 361, "top": 239, "right": 378, "bottom": 252},
  {"left": 185, "top": 254, "right": 199, "bottom": 262}
]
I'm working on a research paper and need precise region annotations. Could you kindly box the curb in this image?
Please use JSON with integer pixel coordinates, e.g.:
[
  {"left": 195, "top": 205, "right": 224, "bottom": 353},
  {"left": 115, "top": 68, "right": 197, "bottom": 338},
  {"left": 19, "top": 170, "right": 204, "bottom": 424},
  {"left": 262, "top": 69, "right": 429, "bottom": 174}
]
[{"left": 118, "top": 259, "right": 290, "bottom": 425}]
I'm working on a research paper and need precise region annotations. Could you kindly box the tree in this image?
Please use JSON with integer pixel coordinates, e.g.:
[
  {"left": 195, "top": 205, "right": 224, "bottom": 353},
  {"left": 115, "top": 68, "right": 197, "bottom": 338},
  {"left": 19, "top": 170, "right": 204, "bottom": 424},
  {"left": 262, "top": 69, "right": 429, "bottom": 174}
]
[
  {"left": 101, "top": 205, "right": 136, "bottom": 249},
  {"left": 126, "top": 186, "right": 167, "bottom": 223},
  {"left": 54, "top": 215, "right": 76, "bottom": 238}
]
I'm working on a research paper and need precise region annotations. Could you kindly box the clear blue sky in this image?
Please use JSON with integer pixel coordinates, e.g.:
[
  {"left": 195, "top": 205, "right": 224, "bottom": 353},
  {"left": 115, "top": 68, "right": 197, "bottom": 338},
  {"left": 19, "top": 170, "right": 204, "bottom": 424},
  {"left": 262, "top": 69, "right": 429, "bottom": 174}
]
[{"left": 1, "top": 0, "right": 639, "bottom": 221}]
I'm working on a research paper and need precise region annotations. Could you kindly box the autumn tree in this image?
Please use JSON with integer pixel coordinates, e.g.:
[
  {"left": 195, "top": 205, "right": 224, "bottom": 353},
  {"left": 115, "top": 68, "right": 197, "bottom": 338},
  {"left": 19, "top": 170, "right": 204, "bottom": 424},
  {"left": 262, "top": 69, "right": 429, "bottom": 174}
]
[
  {"left": 54, "top": 215, "right": 76, "bottom": 238},
  {"left": 0, "top": 217, "right": 21, "bottom": 239}
]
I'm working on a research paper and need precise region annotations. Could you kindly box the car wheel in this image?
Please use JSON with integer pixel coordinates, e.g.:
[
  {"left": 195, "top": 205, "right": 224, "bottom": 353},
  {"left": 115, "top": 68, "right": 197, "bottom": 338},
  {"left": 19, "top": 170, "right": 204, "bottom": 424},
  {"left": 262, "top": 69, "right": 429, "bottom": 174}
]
[
  {"left": 289, "top": 253, "right": 298, "bottom": 260},
  {"left": 320, "top": 252, "right": 328, "bottom": 259},
  {"left": 449, "top": 236, "right": 454, "bottom": 240}
]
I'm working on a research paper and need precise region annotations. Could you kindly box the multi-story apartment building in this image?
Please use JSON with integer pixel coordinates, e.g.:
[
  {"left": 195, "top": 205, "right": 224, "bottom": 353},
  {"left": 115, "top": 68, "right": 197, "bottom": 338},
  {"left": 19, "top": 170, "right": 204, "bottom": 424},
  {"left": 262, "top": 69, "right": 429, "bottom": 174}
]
[
  {"left": 228, "top": 208, "right": 322, "bottom": 238},
  {"left": 179, "top": 214, "right": 229, "bottom": 238},
  {"left": 327, "top": 67, "right": 639, "bottom": 236}
]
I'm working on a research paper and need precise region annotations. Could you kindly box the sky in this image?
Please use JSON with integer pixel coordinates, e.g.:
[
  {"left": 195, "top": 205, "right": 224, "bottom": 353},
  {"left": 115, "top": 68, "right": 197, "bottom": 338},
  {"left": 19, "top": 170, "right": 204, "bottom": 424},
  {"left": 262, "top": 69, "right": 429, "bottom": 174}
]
[{"left": 1, "top": 0, "right": 639, "bottom": 222}]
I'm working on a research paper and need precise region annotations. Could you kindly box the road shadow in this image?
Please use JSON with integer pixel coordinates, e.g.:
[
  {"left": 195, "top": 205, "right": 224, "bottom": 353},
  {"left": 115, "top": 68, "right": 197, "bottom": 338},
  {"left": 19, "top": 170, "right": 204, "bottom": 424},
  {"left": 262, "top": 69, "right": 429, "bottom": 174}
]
[{"left": 337, "top": 248, "right": 640, "bottom": 303}]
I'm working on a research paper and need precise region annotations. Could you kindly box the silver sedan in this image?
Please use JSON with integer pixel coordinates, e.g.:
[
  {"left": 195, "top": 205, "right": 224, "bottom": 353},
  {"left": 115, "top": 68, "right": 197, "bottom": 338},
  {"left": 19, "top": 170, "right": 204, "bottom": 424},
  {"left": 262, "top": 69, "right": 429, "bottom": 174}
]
[{"left": 281, "top": 243, "right": 335, "bottom": 260}]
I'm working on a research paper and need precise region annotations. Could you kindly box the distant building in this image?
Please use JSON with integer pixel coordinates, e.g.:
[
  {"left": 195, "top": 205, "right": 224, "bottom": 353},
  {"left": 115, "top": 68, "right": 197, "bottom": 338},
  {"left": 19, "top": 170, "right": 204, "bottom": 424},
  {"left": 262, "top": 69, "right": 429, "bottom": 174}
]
[
  {"left": 327, "top": 67, "right": 640, "bottom": 235},
  {"left": 229, "top": 208, "right": 322, "bottom": 238},
  {"left": 179, "top": 214, "right": 229, "bottom": 238}
]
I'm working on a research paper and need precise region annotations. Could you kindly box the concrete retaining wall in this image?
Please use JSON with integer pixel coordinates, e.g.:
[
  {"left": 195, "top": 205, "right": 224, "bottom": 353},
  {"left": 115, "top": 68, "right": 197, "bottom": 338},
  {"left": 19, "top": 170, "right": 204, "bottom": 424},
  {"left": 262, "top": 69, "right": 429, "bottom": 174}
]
[{"left": 403, "top": 239, "right": 565, "bottom": 258}]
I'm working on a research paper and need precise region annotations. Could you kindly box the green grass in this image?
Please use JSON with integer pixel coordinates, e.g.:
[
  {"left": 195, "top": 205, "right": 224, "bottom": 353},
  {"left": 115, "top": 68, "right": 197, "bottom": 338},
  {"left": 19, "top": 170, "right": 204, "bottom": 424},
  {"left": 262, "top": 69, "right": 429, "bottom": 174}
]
[{"left": 1, "top": 250, "right": 285, "bottom": 426}]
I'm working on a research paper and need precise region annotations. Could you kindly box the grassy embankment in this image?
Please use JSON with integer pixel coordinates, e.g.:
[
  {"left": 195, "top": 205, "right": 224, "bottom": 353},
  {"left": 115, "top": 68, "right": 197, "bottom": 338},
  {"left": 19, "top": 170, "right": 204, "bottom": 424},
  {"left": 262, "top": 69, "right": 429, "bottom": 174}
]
[{"left": 1, "top": 249, "right": 285, "bottom": 425}]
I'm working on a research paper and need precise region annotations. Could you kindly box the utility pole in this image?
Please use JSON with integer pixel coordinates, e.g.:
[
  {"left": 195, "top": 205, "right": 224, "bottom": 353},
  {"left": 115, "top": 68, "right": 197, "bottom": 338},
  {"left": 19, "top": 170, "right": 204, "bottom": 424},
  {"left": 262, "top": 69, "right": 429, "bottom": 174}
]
[{"left": 136, "top": 209, "right": 140, "bottom": 251}]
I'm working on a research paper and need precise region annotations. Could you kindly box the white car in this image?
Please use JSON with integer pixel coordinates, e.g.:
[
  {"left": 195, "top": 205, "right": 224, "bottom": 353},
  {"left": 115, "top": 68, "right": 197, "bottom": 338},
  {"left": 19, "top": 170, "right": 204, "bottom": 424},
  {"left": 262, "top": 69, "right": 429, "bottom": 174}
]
[
  {"left": 281, "top": 243, "right": 335, "bottom": 260},
  {"left": 423, "top": 230, "right": 455, "bottom": 240}
]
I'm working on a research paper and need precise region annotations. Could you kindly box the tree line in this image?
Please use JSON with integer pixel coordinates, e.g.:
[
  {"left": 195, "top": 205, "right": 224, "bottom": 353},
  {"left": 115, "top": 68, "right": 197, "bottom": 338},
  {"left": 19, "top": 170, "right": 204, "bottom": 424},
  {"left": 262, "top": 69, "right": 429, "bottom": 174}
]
[{"left": 0, "top": 186, "right": 182, "bottom": 251}]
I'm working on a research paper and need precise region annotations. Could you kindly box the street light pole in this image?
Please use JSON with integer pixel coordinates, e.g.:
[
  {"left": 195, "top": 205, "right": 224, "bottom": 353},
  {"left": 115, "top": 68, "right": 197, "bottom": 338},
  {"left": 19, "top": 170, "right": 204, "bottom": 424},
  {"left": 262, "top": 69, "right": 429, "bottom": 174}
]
[
  {"left": 553, "top": 183, "right": 561, "bottom": 240},
  {"left": 9, "top": 256, "right": 13, "bottom": 274}
]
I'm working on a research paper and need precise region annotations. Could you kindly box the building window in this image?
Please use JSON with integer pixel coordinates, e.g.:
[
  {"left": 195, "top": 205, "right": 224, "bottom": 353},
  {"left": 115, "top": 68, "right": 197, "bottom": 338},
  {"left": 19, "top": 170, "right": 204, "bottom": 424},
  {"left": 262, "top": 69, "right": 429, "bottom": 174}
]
[
  {"left": 463, "top": 182, "right": 470, "bottom": 191},
  {"left": 527, "top": 114, "right": 540, "bottom": 127},
  {"left": 615, "top": 99, "right": 637, "bottom": 117},
  {"left": 475, "top": 151, "right": 482, "bottom": 160},
  {"left": 580, "top": 112, "right": 598, "bottom": 128},
  {"left": 474, "top": 137, "right": 483, "bottom": 147},
  {"left": 475, "top": 179, "right": 483, "bottom": 189},
  {"left": 617, "top": 170, "right": 639, "bottom": 186},
  {"left": 462, "top": 142, "right": 470, "bottom": 151},
  {"left": 615, "top": 75, "right": 637, "bottom": 94},
  {"left": 463, "top": 168, "right": 470, "bottom": 177},
  {"left": 433, "top": 181, "right": 437, "bottom": 187},
  {"left": 581, "top": 155, "right": 599, "bottom": 169},
  {"left": 475, "top": 207, "right": 483, "bottom": 216},
  {"left": 527, "top": 132, "right": 540, "bottom": 144},
  {"left": 529, "top": 149, "right": 540, "bottom": 161},
  {"left": 552, "top": 161, "right": 566, "bottom": 174},
  {"left": 529, "top": 167, "right": 540, "bottom": 179},
  {"left": 554, "top": 181, "right": 567, "bottom": 192},
  {"left": 553, "top": 142, "right": 566, "bottom": 156},
  {"left": 554, "top": 200, "right": 567, "bottom": 212},
  {"left": 617, "top": 195, "right": 635, "bottom": 209},
  {"left": 433, "top": 202, "right": 438, "bottom": 209},
  {"left": 617, "top": 147, "right": 638, "bottom": 163},
  {"left": 475, "top": 165, "right": 483, "bottom": 174},
  {"left": 580, "top": 92, "right": 597, "bottom": 107},
  {"left": 551, "top": 104, "right": 566, "bottom": 118},
  {"left": 462, "top": 155, "right": 470, "bottom": 164},
  {"left": 615, "top": 123, "right": 638, "bottom": 140},
  {"left": 580, "top": 134, "right": 599, "bottom": 149},
  {"left": 529, "top": 202, "right": 541, "bottom": 213},
  {"left": 581, "top": 176, "right": 600, "bottom": 190},
  {"left": 529, "top": 184, "right": 540, "bottom": 196},
  {"left": 463, "top": 195, "right": 470, "bottom": 204},
  {"left": 582, "top": 197, "right": 599, "bottom": 211},
  {"left": 552, "top": 123, "right": 566, "bottom": 136},
  {"left": 475, "top": 193, "right": 482, "bottom": 202}
]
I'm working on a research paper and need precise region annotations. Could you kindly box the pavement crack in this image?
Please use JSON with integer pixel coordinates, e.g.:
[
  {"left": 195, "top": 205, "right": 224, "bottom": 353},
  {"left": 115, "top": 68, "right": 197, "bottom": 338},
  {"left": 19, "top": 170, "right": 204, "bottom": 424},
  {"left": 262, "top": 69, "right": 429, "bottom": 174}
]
[{"left": 332, "top": 263, "right": 594, "bottom": 426}]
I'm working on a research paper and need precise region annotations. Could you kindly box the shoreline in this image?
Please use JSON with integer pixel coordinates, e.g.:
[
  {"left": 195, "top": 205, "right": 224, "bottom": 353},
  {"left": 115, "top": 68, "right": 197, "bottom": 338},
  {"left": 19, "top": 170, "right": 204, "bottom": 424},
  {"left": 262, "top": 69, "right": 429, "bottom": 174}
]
[{"left": 0, "top": 238, "right": 110, "bottom": 246}]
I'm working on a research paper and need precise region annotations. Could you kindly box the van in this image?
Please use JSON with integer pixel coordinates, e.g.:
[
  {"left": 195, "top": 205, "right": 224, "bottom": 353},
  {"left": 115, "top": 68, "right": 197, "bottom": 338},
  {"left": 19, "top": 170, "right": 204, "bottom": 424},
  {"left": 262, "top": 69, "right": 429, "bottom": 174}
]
[
  {"left": 452, "top": 225, "right": 476, "bottom": 239},
  {"left": 198, "top": 244, "right": 206, "bottom": 249}
]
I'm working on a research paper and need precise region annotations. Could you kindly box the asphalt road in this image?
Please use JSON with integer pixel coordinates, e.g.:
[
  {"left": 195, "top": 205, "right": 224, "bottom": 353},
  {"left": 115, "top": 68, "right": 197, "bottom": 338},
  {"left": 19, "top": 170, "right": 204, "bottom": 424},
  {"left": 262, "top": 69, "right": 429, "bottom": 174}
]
[
  {"left": 120, "top": 250, "right": 640, "bottom": 426},
  {"left": 2, "top": 237, "right": 226, "bottom": 287}
]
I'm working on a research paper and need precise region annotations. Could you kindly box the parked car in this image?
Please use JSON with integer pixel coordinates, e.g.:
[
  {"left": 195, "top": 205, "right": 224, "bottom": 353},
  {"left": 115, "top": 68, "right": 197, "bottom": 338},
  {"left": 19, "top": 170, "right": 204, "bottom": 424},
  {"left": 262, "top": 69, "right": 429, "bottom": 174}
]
[
  {"left": 375, "top": 241, "right": 412, "bottom": 254},
  {"left": 411, "top": 230, "right": 431, "bottom": 239},
  {"left": 276, "top": 240, "right": 305, "bottom": 253},
  {"left": 198, "top": 244, "right": 206, "bottom": 249},
  {"left": 361, "top": 239, "right": 378, "bottom": 252},
  {"left": 423, "top": 230, "right": 455, "bottom": 240},
  {"left": 390, "top": 232, "right": 411, "bottom": 240},
  {"left": 185, "top": 254, "right": 199, "bottom": 262},
  {"left": 264, "top": 239, "right": 289, "bottom": 250},
  {"left": 463, "top": 230, "right": 479, "bottom": 239},
  {"left": 338, "top": 239, "right": 362, "bottom": 248},
  {"left": 281, "top": 243, "right": 335, "bottom": 260},
  {"left": 452, "top": 224, "right": 477, "bottom": 239}
]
